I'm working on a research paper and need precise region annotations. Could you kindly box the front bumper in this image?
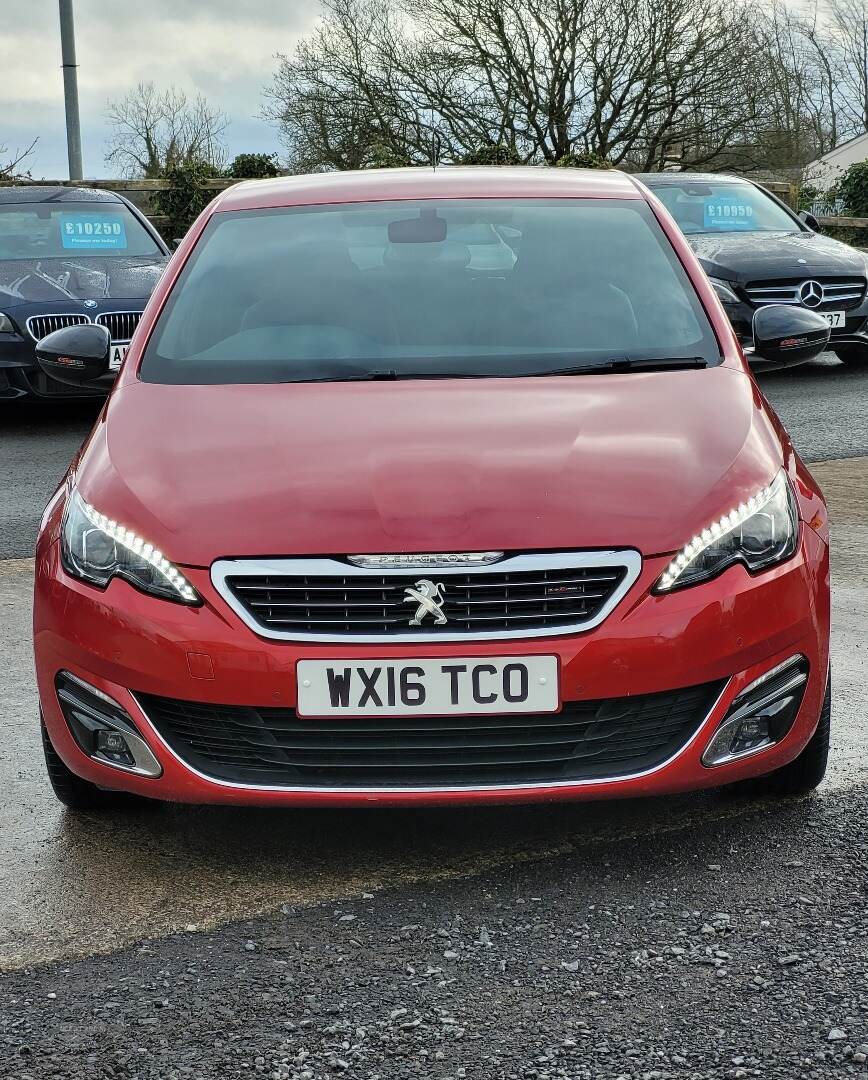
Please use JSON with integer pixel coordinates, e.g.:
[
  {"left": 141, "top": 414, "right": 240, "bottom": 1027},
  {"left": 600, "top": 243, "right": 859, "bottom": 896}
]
[
  {"left": 0, "top": 333, "right": 110, "bottom": 401},
  {"left": 34, "top": 525, "right": 831, "bottom": 807},
  {"left": 721, "top": 298, "right": 868, "bottom": 366}
]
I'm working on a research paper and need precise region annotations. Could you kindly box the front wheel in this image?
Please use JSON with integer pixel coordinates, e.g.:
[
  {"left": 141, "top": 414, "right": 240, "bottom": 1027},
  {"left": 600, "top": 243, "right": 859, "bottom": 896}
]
[
  {"left": 752, "top": 671, "right": 830, "bottom": 796},
  {"left": 41, "top": 720, "right": 146, "bottom": 811},
  {"left": 834, "top": 346, "right": 868, "bottom": 368}
]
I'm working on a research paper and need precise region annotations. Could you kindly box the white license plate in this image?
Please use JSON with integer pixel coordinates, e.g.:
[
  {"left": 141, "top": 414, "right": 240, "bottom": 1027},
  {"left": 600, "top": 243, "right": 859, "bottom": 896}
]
[
  {"left": 109, "top": 343, "right": 128, "bottom": 371},
  {"left": 296, "top": 656, "right": 559, "bottom": 717},
  {"left": 823, "top": 311, "right": 845, "bottom": 329}
]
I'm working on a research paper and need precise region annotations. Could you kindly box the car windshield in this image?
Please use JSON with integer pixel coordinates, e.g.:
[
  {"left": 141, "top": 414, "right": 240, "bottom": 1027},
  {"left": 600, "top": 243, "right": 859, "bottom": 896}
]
[
  {"left": 0, "top": 201, "right": 161, "bottom": 261},
  {"left": 649, "top": 181, "right": 799, "bottom": 235},
  {"left": 141, "top": 198, "right": 720, "bottom": 385}
]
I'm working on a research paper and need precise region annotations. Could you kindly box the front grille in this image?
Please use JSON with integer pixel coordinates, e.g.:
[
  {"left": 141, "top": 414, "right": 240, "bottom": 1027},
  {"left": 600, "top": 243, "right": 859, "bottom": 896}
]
[
  {"left": 223, "top": 561, "right": 631, "bottom": 639},
  {"left": 744, "top": 277, "right": 866, "bottom": 310},
  {"left": 137, "top": 680, "right": 725, "bottom": 788},
  {"left": 96, "top": 310, "right": 141, "bottom": 342},
  {"left": 25, "top": 313, "right": 89, "bottom": 341}
]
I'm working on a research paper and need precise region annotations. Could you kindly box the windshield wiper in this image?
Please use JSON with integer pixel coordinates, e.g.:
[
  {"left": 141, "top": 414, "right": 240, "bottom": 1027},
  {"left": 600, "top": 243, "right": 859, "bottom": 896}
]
[
  {"left": 295, "top": 369, "right": 401, "bottom": 383},
  {"left": 532, "top": 356, "right": 708, "bottom": 376},
  {"left": 294, "top": 369, "right": 484, "bottom": 383},
  {"left": 292, "top": 356, "right": 708, "bottom": 383}
]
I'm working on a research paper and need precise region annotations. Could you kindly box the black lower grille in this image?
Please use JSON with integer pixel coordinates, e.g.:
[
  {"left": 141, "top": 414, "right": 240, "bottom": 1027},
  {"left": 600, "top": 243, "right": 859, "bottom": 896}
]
[
  {"left": 23, "top": 370, "right": 101, "bottom": 397},
  {"left": 137, "top": 681, "right": 724, "bottom": 788}
]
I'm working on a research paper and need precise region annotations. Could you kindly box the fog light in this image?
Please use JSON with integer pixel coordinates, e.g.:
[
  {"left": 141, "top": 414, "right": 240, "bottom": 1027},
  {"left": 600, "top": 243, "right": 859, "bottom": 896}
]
[
  {"left": 703, "top": 714, "right": 773, "bottom": 765},
  {"left": 702, "top": 655, "right": 809, "bottom": 767},
  {"left": 95, "top": 729, "right": 136, "bottom": 767},
  {"left": 55, "top": 671, "right": 162, "bottom": 778}
]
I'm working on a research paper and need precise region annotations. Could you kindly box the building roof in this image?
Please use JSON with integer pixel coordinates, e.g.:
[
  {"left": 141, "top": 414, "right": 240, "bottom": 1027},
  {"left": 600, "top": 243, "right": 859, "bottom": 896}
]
[
  {"left": 216, "top": 166, "right": 643, "bottom": 213},
  {"left": 0, "top": 185, "right": 124, "bottom": 205},
  {"left": 807, "top": 131, "right": 868, "bottom": 168}
]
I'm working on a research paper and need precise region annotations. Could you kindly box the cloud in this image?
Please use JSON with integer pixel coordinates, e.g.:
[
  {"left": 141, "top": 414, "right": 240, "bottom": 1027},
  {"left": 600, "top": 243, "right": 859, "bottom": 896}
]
[{"left": 0, "top": 0, "right": 321, "bottom": 178}]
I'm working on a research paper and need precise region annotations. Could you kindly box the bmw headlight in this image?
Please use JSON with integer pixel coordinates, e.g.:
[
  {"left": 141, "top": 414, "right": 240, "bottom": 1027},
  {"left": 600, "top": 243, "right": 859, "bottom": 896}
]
[
  {"left": 61, "top": 489, "right": 200, "bottom": 604},
  {"left": 0, "top": 312, "right": 16, "bottom": 333},
  {"left": 655, "top": 471, "right": 798, "bottom": 593},
  {"left": 708, "top": 277, "right": 740, "bottom": 304}
]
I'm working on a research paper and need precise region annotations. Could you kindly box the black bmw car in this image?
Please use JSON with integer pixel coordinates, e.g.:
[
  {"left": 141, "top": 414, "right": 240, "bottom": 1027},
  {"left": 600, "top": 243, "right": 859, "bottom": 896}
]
[
  {"left": 0, "top": 185, "right": 169, "bottom": 402},
  {"left": 637, "top": 172, "right": 868, "bottom": 369}
]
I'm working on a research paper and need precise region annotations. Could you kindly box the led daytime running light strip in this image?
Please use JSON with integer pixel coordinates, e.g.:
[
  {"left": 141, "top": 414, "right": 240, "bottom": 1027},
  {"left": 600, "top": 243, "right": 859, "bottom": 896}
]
[
  {"left": 79, "top": 496, "right": 198, "bottom": 603},
  {"left": 658, "top": 473, "right": 782, "bottom": 592}
]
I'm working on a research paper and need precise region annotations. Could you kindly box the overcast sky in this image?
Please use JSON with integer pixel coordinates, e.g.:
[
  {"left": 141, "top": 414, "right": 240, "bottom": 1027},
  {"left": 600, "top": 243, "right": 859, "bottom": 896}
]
[{"left": 2, "top": 0, "right": 321, "bottom": 179}]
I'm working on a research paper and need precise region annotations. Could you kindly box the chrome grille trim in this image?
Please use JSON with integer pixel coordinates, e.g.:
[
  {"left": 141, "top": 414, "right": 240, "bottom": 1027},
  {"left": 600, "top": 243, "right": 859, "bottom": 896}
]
[
  {"left": 25, "top": 313, "right": 89, "bottom": 341},
  {"left": 744, "top": 278, "right": 866, "bottom": 308},
  {"left": 95, "top": 310, "right": 141, "bottom": 342},
  {"left": 211, "top": 551, "right": 643, "bottom": 643},
  {"left": 25, "top": 310, "right": 143, "bottom": 343}
]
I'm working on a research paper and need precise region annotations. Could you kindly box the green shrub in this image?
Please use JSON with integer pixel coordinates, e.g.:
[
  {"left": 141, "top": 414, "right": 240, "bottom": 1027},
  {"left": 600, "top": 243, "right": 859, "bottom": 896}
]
[
  {"left": 797, "top": 182, "right": 823, "bottom": 211},
  {"left": 552, "top": 151, "right": 613, "bottom": 169},
  {"left": 363, "top": 142, "right": 411, "bottom": 169},
  {"left": 835, "top": 159, "right": 868, "bottom": 216},
  {"left": 152, "top": 161, "right": 222, "bottom": 239},
  {"left": 459, "top": 145, "right": 522, "bottom": 166},
  {"left": 224, "top": 153, "right": 281, "bottom": 178}
]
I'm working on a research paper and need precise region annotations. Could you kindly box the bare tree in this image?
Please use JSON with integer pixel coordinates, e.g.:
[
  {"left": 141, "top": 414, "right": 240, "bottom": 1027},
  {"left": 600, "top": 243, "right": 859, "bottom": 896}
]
[
  {"left": 728, "top": 1, "right": 839, "bottom": 173},
  {"left": 263, "top": 0, "right": 773, "bottom": 173},
  {"left": 105, "top": 83, "right": 228, "bottom": 177},
  {"left": 824, "top": 0, "right": 868, "bottom": 134},
  {"left": 0, "top": 137, "right": 37, "bottom": 180}
]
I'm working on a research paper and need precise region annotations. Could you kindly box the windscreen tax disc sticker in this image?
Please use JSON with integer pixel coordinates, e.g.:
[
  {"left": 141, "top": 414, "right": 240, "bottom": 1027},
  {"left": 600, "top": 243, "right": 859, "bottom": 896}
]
[
  {"left": 59, "top": 213, "right": 128, "bottom": 250},
  {"left": 703, "top": 196, "right": 754, "bottom": 230}
]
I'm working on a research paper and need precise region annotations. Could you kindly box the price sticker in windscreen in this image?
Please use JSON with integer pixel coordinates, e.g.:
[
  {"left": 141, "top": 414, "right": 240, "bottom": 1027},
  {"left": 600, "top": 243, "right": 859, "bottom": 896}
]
[{"left": 60, "top": 213, "right": 128, "bottom": 251}]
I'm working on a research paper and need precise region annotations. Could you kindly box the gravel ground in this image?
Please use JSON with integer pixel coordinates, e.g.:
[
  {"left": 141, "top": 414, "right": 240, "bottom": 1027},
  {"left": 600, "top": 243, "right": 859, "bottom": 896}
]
[{"left": 2, "top": 782, "right": 867, "bottom": 1080}]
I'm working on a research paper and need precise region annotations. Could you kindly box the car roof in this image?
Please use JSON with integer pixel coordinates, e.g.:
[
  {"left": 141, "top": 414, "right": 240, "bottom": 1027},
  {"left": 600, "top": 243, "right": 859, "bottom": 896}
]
[
  {"left": 634, "top": 172, "right": 754, "bottom": 187},
  {"left": 216, "top": 166, "right": 644, "bottom": 213},
  {"left": 0, "top": 185, "right": 124, "bottom": 205}
]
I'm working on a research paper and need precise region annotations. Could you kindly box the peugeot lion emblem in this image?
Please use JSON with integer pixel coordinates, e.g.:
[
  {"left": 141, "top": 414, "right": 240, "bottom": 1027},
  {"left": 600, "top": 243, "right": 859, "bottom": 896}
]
[
  {"left": 798, "top": 280, "right": 824, "bottom": 308},
  {"left": 403, "top": 579, "right": 447, "bottom": 626}
]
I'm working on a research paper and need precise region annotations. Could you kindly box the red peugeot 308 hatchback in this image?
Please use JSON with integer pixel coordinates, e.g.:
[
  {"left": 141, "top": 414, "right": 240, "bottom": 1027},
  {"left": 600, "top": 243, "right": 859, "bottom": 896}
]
[{"left": 33, "top": 167, "right": 832, "bottom": 810}]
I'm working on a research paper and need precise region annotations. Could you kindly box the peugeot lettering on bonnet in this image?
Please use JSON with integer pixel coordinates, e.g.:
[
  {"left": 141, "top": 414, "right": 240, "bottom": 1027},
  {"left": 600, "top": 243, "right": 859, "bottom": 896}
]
[{"left": 33, "top": 167, "right": 831, "bottom": 811}]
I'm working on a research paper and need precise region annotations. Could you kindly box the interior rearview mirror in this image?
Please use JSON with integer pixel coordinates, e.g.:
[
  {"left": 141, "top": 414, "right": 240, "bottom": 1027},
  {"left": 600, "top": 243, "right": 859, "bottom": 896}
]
[
  {"left": 35, "top": 323, "right": 112, "bottom": 387},
  {"left": 752, "top": 304, "right": 830, "bottom": 370},
  {"left": 388, "top": 208, "right": 447, "bottom": 244}
]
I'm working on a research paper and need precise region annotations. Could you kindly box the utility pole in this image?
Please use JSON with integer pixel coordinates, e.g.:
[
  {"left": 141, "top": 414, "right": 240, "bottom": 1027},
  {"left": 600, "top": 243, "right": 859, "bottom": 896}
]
[{"left": 58, "top": 0, "right": 83, "bottom": 180}]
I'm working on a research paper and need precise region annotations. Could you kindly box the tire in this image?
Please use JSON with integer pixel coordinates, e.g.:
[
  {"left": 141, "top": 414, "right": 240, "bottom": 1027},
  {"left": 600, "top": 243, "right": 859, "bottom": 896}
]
[
  {"left": 753, "top": 670, "right": 831, "bottom": 796},
  {"left": 834, "top": 346, "right": 868, "bottom": 368},
  {"left": 41, "top": 720, "right": 144, "bottom": 810}
]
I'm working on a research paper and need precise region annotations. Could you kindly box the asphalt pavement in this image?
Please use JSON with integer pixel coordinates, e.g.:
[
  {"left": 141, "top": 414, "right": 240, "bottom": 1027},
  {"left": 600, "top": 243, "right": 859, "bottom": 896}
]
[
  {"left": 3, "top": 785, "right": 867, "bottom": 1079},
  {"left": 0, "top": 356, "right": 866, "bottom": 1079}
]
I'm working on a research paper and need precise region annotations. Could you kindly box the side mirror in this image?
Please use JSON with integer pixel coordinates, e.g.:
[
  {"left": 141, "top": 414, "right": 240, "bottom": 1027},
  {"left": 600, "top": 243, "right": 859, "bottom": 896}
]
[
  {"left": 799, "top": 209, "right": 820, "bottom": 231},
  {"left": 35, "top": 323, "right": 111, "bottom": 387},
  {"left": 752, "top": 304, "right": 830, "bottom": 369}
]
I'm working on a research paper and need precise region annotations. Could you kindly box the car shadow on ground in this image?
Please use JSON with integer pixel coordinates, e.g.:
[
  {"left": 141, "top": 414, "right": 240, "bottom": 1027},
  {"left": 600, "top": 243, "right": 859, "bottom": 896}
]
[{"left": 51, "top": 781, "right": 781, "bottom": 904}]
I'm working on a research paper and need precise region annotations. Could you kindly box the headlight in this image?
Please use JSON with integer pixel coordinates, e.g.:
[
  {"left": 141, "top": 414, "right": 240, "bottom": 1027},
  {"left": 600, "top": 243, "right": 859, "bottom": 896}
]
[
  {"left": 61, "top": 489, "right": 200, "bottom": 604},
  {"left": 655, "top": 471, "right": 798, "bottom": 593},
  {"left": 0, "top": 312, "right": 16, "bottom": 333},
  {"left": 708, "top": 277, "right": 740, "bottom": 304}
]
